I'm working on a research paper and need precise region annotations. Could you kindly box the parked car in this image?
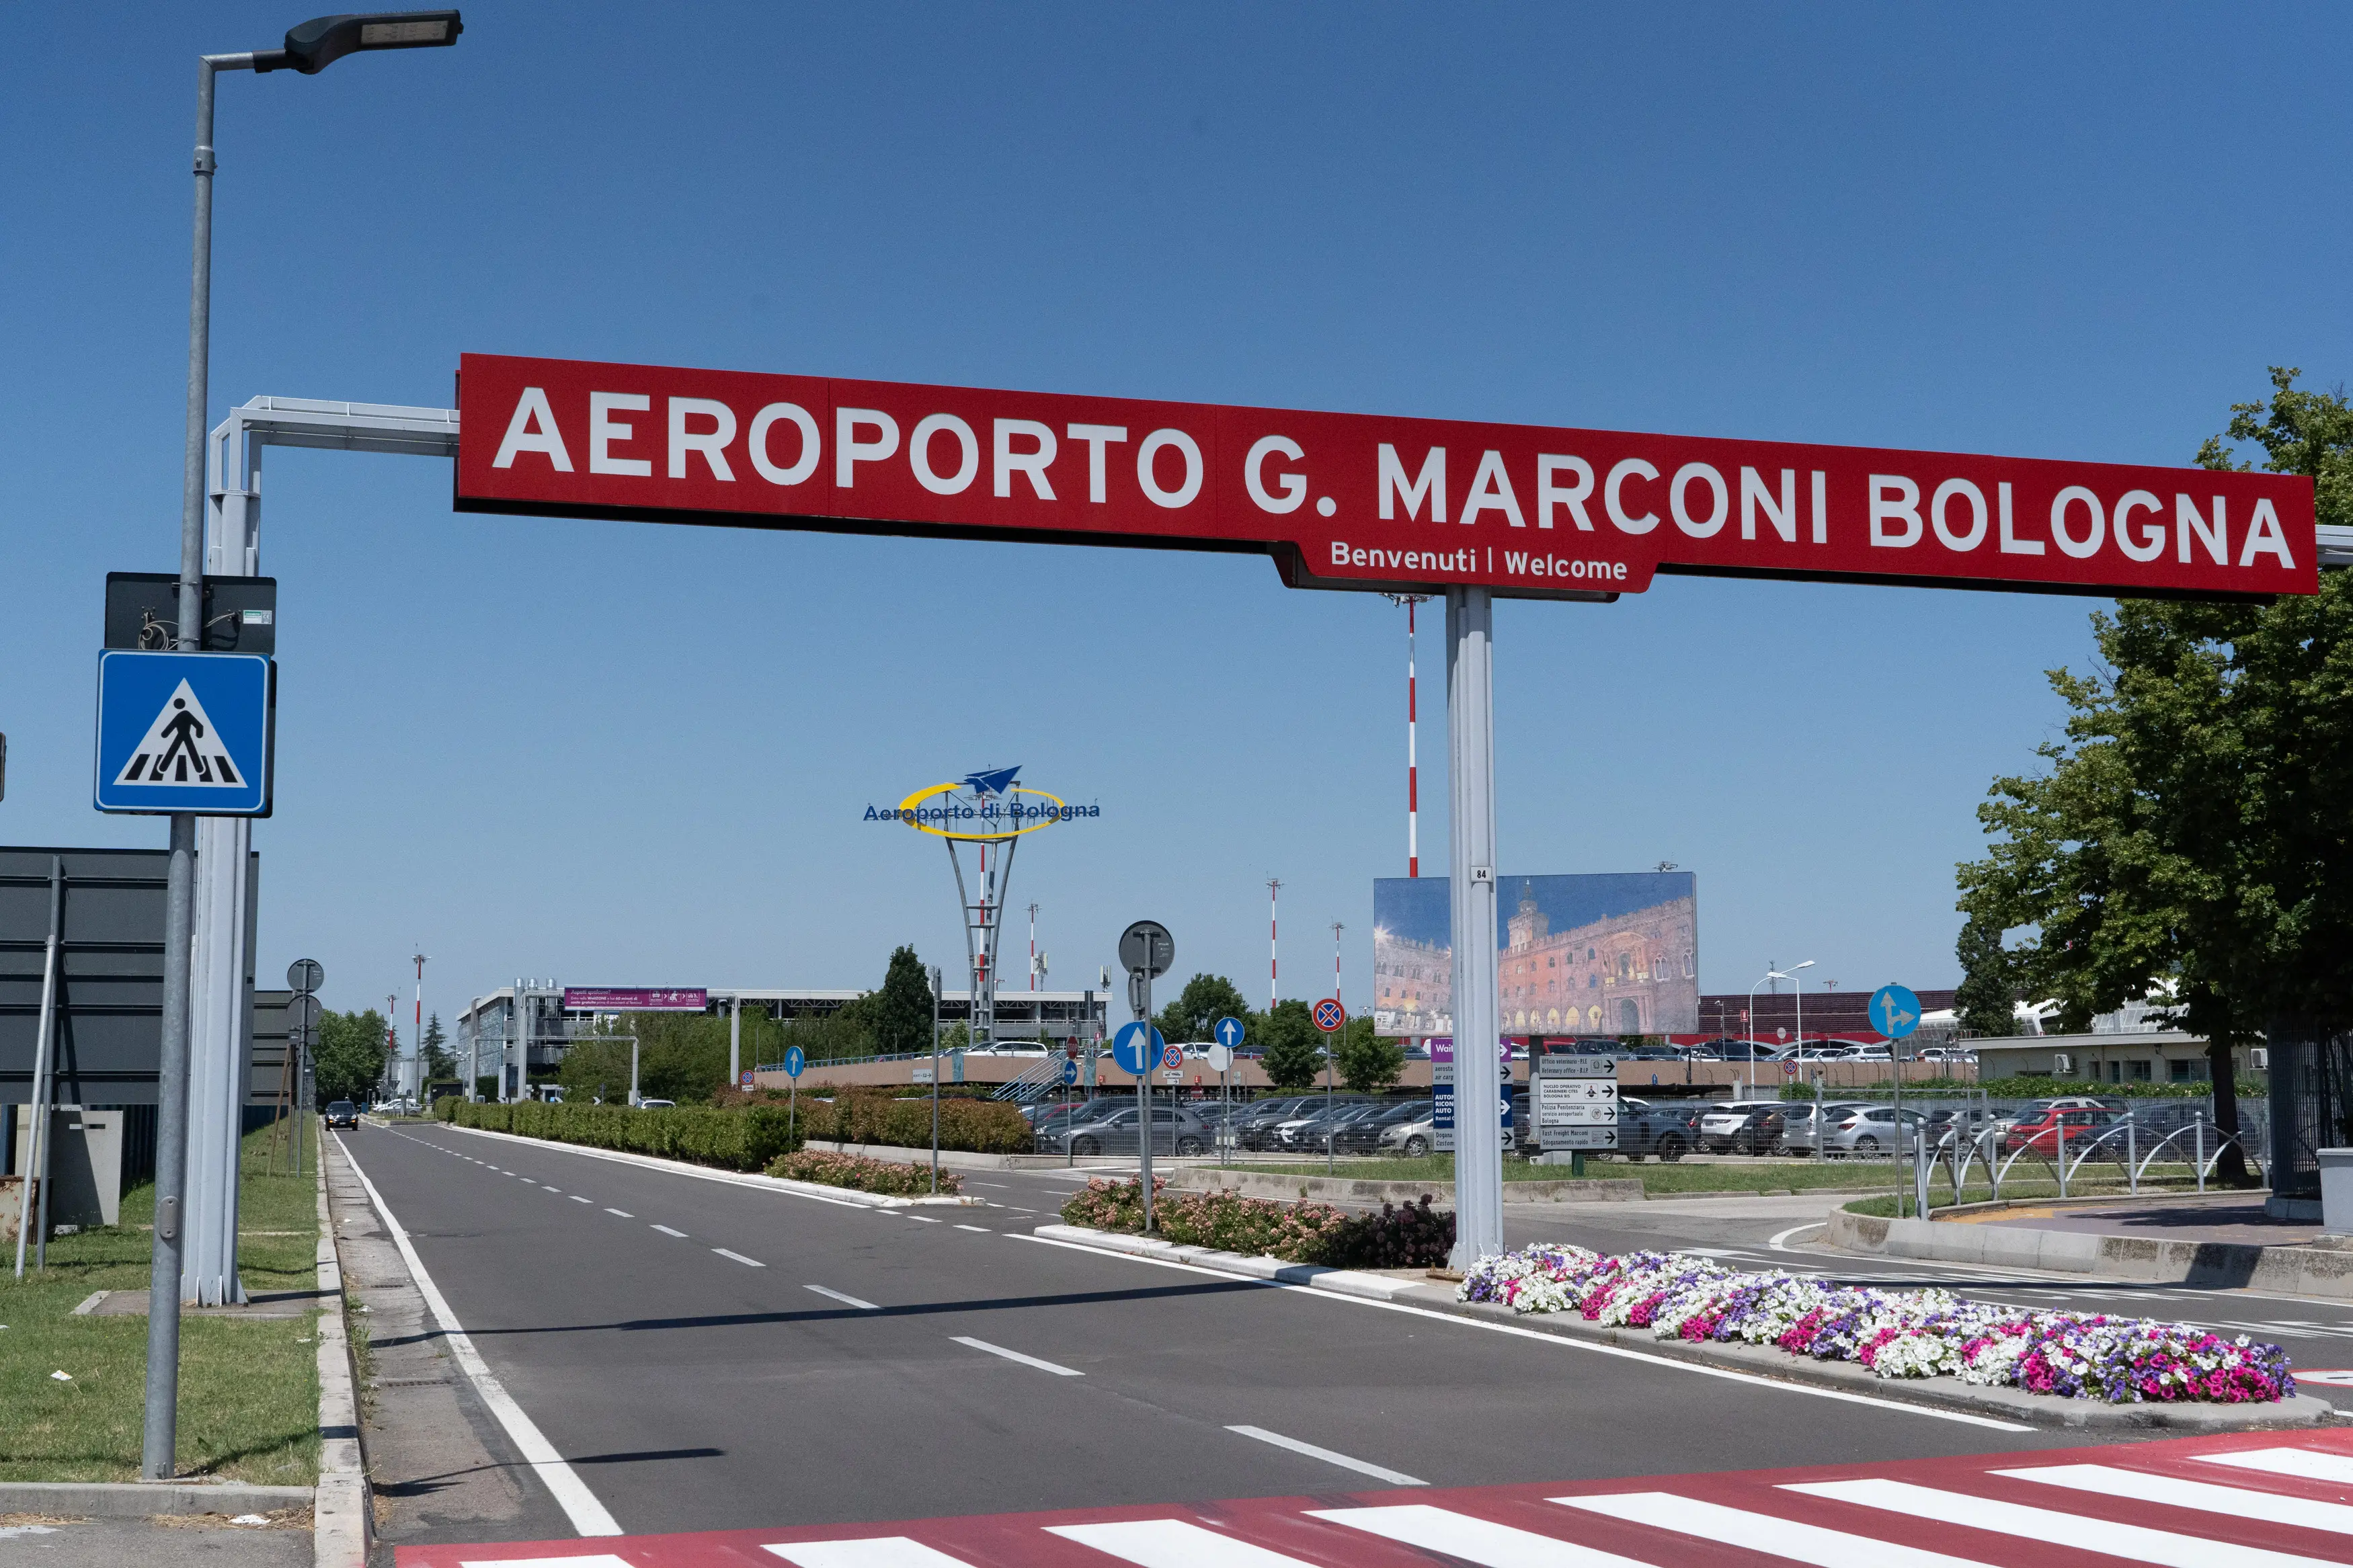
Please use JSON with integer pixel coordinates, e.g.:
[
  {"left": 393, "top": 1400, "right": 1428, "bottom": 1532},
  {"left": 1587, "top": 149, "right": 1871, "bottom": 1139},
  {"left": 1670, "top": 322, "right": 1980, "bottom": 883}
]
[
  {"left": 1821, "top": 1104, "right": 1927, "bottom": 1157},
  {"left": 1378, "top": 1108, "right": 1439, "bottom": 1158},
  {"left": 2003, "top": 1105, "right": 2118, "bottom": 1155},
  {"left": 1278, "top": 1101, "right": 1384, "bottom": 1153},
  {"left": 1332, "top": 1100, "right": 1430, "bottom": 1154},
  {"left": 1234, "top": 1096, "right": 1326, "bottom": 1151},
  {"left": 1776, "top": 1100, "right": 1872, "bottom": 1157},
  {"left": 637, "top": 1098, "right": 676, "bottom": 1110},
  {"left": 1698, "top": 1100, "right": 1786, "bottom": 1154},
  {"left": 323, "top": 1100, "right": 359, "bottom": 1128},
  {"left": 1042, "top": 1102, "right": 1214, "bottom": 1157},
  {"left": 1616, "top": 1097, "right": 1702, "bottom": 1161}
]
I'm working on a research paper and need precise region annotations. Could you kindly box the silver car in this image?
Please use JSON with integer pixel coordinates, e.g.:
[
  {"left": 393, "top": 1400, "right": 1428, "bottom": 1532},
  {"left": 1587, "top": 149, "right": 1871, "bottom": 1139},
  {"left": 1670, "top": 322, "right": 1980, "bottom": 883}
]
[
  {"left": 1777, "top": 1101, "right": 1871, "bottom": 1157},
  {"left": 1822, "top": 1104, "right": 1927, "bottom": 1158},
  {"left": 1043, "top": 1103, "right": 1212, "bottom": 1157}
]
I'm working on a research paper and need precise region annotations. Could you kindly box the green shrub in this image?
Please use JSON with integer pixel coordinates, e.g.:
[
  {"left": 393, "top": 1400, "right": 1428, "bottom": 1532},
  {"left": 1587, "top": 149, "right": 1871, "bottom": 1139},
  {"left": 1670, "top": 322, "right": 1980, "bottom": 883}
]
[
  {"left": 796, "top": 1091, "right": 1033, "bottom": 1154},
  {"left": 442, "top": 1099, "right": 801, "bottom": 1171},
  {"left": 1060, "top": 1178, "right": 1451, "bottom": 1268},
  {"left": 766, "top": 1149, "right": 960, "bottom": 1196}
]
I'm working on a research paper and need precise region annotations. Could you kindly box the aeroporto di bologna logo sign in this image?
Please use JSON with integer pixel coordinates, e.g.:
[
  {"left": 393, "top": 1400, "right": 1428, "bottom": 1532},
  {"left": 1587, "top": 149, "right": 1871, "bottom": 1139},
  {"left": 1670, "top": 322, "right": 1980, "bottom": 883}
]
[{"left": 865, "top": 765, "right": 1096, "bottom": 842}]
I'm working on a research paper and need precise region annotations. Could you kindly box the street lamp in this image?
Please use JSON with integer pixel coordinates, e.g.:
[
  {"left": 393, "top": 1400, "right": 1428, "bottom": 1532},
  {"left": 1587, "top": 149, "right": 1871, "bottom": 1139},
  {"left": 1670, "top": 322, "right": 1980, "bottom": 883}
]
[{"left": 148, "top": 8, "right": 463, "bottom": 1485}]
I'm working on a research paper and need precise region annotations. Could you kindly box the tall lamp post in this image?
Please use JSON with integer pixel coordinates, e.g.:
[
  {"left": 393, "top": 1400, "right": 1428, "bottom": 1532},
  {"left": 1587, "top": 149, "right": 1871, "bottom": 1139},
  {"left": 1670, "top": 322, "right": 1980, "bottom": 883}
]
[{"left": 148, "top": 7, "right": 463, "bottom": 1484}]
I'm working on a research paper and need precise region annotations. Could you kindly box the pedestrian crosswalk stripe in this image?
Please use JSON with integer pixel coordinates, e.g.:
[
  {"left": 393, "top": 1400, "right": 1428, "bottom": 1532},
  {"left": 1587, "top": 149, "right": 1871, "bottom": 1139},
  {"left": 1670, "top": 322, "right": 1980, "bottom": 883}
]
[
  {"left": 1558, "top": 1491, "right": 1997, "bottom": 1567},
  {"left": 1045, "top": 1519, "right": 1317, "bottom": 1566},
  {"left": 1312, "top": 1503, "right": 1659, "bottom": 1565},
  {"left": 2202, "top": 1447, "right": 2353, "bottom": 1485},
  {"left": 111, "top": 679, "right": 241, "bottom": 786},
  {"left": 2000, "top": 1462, "right": 2353, "bottom": 1536},
  {"left": 1784, "top": 1478, "right": 2331, "bottom": 1567},
  {"left": 764, "top": 1539, "right": 977, "bottom": 1567},
  {"left": 460, "top": 1556, "right": 635, "bottom": 1567}
]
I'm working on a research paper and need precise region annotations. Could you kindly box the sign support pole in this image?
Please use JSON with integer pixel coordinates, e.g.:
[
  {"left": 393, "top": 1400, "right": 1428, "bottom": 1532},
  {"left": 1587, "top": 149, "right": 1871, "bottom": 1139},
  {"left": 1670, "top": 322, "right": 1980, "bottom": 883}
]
[
  {"left": 1447, "top": 587, "right": 1505, "bottom": 1269},
  {"left": 928, "top": 966, "right": 941, "bottom": 1196},
  {"left": 1138, "top": 964, "right": 1154, "bottom": 1233}
]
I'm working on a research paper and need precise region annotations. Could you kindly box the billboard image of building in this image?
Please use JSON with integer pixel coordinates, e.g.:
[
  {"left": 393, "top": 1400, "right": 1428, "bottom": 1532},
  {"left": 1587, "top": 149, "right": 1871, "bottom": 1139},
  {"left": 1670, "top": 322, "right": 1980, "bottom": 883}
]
[{"left": 1373, "top": 872, "right": 1698, "bottom": 1037}]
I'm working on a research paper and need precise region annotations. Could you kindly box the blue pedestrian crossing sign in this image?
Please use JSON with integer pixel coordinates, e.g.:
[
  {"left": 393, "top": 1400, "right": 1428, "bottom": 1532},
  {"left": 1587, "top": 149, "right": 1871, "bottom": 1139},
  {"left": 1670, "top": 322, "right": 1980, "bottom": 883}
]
[
  {"left": 1111, "top": 1021, "right": 1166, "bottom": 1075},
  {"left": 1869, "top": 984, "right": 1923, "bottom": 1040},
  {"left": 782, "top": 1046, "right": 806, "bottom": 1078},
  {"left": 94, "top": 651, "right": 272, "bottom": 816},
  {"left": 1214, "top": 1016, "right": 1245, "bottom": 1050}
]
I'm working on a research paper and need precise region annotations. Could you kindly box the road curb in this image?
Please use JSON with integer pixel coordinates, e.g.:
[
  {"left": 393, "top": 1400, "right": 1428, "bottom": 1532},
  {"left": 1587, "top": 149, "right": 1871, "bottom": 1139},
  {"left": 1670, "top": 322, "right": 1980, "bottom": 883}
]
[
  {"left": 1034, "top": 1223, "right": 2336, "bottom": 1432},
  {"left": 1164, "top": 1169, "right": 1646, "bottom": 1206},
  {"left": 440, "top": 1122, "right": 979, "bottom": 1208},
  {"left": 0, "top": 1479, "right": 315, "bottom": 1518},
  {"left": 1824, "top": 1204, "right": 2353, "bottom": 1300},
  {"left": 315, "top": 1138, "right": 370, "bottom": 1568}
]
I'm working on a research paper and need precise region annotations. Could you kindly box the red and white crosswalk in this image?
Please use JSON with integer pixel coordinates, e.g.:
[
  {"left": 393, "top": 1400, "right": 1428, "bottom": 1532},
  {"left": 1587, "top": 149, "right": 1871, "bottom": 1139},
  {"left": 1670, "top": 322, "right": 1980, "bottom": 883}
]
[{"left": 397, "top": 1429, "right": 2353, "bottom": 1567}]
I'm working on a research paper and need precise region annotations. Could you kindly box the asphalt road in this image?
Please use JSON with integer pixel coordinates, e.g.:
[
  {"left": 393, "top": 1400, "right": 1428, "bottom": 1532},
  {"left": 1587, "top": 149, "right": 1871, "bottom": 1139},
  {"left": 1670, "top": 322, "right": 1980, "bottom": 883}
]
[{"left": 334, "top": 1126, "right": 2151, "bottom": 1548}]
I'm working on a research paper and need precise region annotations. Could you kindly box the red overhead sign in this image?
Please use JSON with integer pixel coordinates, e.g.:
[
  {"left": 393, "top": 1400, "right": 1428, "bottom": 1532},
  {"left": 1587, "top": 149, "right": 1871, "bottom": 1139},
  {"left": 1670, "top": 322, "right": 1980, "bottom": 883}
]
[{"left": 454, "top": 354, "right": 2315, "bottom": 601}]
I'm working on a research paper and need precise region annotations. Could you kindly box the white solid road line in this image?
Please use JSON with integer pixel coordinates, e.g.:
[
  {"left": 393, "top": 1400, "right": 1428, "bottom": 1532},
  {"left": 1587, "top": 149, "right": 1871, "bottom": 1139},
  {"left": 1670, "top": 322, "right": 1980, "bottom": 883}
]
[
  {"left": 604, "top": 1208, "right": 633, "bottom": 1218},
  {"left": 1012, "top": 1233, "right": 2033, "bottom": 1432},
  {"left": 1559, "top": 1491, "right": 1996, "bottom": 1567},
  {"left": 1312, "top": 1503, "right": 1651, "bottom": 1566},
  {"left": 713, "top": 1247, "right": 766, "bottom": 1268},
  {"left": 332, "top": 1133, "right": 621, "bottom": 1537},
  {"left": 2000, "top": 1462, "right": 2353, "bottom": 1536},
  {"left": 651, "top": 1225, "right": 689, "bottom": 1237},
  {"left": 806, "top": 1284, "right": 881, "bottom": 1311},
  {"left": 1769, "top": 1222, "right": 1827, "bottom": 1251},
  {"left": 1047, "top": 1519, "right": 1317, "bottom": 1566},
  {"left": 764, "top": 1538, "right": 978, "bottom": 1567},
  {"left": 951, "top": 1336, "right": 1083, "bottom": 1376},
  {"left": 1224, "top": 1426, "right": 1425, "bottom": 1487},
  {"left": 1784, "top": 1478, "right": 2329, "bottom": 1568},
  {"left": 2204, "top": 1447, "right": 2353, "bottom": 1485}
]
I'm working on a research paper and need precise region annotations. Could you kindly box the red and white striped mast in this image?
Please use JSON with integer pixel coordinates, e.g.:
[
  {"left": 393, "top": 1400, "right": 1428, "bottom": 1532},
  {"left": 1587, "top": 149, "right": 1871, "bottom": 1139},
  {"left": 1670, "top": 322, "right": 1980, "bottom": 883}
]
[
  {"left": 1384, "top": 595, "right": 1431, "bottom": 876},
  {"left": 1267, "top": 877, "right": 1281, "bottom": 1012}
]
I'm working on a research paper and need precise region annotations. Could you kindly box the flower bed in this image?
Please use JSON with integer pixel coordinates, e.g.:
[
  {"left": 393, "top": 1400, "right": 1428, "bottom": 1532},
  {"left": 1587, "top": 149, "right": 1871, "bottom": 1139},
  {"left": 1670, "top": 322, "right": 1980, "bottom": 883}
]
[
  {"left": 1458, "top": 1243, "right": 2292, "bottom": 1405},
  {"left": 1062, "top": 1178, "right": 1451, "bottom": 1268},
  {"left": 767, "top": 1149, "right": 961, "bottom": 1196}
]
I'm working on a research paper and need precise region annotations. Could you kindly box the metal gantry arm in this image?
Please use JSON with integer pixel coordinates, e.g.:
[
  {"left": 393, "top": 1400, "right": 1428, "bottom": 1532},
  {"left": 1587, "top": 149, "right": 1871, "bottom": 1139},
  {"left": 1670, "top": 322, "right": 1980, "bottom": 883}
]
[{"left": 176, "top": 397, "right": 460, "bottom": 1308}]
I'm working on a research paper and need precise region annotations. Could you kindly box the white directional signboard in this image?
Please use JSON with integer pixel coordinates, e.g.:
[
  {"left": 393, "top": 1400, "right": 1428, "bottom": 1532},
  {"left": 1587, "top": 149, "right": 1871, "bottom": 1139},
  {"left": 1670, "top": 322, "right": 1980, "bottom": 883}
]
[
  {"left": 1535, "top": 1053, "right": 1617, "bottom": 1152},
  {"left": 93, "top": 651, "right": 273, "bottom": 815}
]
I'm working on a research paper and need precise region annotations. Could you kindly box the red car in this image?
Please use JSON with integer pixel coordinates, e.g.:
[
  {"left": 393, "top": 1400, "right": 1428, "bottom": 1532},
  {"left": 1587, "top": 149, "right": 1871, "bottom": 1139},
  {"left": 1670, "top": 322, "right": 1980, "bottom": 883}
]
[{"left": 2003, "top": 1105, "right": 2114, "bottom": 1154}]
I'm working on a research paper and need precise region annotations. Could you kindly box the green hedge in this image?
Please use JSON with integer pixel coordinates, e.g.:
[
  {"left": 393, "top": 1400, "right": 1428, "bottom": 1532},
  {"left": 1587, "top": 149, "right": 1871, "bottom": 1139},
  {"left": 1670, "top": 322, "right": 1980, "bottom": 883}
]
[
  {"left": 768, "top": 1149, "right": 961, "bottom": 1196},
  {"left": 437, "top": 1098, "right": 801, "bottom": 1171},
  {"left": 1062, "top": 1178, "right": 1452, "bottom": 1268},
  {"left": 795, "top": 1092, "right": 1033, "bottom": 1154}
]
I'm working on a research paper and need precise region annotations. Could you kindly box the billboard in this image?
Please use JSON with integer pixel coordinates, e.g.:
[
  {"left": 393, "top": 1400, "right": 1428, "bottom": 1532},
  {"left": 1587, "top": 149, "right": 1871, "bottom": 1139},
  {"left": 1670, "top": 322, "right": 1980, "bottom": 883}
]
[
  {"left": 454, "top": 354, "right": 2315, "bottom": 603},
  {"left": 561, "top": 987, "right": 707, "bottom": 1012},
  {"left": 1373, "top": 872, "right": 1698, "bottom": 1038}
]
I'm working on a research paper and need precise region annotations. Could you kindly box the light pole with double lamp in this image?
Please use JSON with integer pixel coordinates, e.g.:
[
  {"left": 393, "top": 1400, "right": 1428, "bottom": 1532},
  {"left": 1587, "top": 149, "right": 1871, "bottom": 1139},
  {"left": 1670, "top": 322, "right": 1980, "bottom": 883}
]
[{"left": 147, "top": 9, "right": 463, "bottom": 1482}]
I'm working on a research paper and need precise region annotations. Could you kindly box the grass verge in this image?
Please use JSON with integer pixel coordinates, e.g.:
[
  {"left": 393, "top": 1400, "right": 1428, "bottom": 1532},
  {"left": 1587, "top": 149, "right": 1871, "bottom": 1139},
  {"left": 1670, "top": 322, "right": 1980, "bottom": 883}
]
[
  {"left": 1224, "top": 1157, "right": 1905, "bottom": 1195},
  {"left": 0, "top": 1116, "right": 321, "bottom": 1484}
]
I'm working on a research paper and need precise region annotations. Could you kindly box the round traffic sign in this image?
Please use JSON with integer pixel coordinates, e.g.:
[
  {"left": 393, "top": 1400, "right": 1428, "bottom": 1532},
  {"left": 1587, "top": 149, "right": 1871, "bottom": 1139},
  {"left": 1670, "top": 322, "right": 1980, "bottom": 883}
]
[
  {"left": 288, "top": 993, "right": 323, "bottom": 1032},
  {"left": 1213, "top": 1016, "right": 1245, "bottom": 1049},
  {"left": 1118, "top": 919, "right": 1176, "bottom": 979},
  {"left": 783, "top": 1045, "right": 806, "bottom": 1078},
  {"left": 1160, "top": 1042, "right": 1185, "bottom": 1071},
  {"left": 1111, "top": 1021, "right": 1166, "bottom": 1075},
  {"left": 1206, "top": 1043, "right": 1233, "bottom": 1072},
  {"left": 1061, "top": 1058, "right": 1079, "bottom": 1085},
  {"left": 1312, "top": 998, "right": 1347, "bottom": 1034},
  {"left": 1869, "top": 983, "right": 1923, "bottom": 1041},
  {"left": 286, "top": 958, "right": 324, "bottom": 993}
]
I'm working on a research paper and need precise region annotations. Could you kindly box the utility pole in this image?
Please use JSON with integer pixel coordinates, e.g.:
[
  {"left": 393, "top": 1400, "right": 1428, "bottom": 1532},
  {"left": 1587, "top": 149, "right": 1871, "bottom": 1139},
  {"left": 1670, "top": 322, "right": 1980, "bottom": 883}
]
[
  {"left": 386, "top": 993, "right": 399, "bottom": 1100},
  {"left": 1267, "top": 878, "right": 1282, "bottom": 1013},
  {"left": 412, "top": 950, "right": 428, "bottom": 1097},
  {"left": 1382, "top": 594, "right": 1429, "bottom": 875},
  {"left": 1028, "top": 903, "right": 1040, "bottom": 991}
]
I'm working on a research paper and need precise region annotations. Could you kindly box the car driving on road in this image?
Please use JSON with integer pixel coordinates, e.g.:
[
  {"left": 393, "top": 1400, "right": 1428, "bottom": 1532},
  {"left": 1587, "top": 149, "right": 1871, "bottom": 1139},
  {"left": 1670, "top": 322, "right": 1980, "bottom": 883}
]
[{"left": 323, "top": 1100, "right": 359, "bottom": 1128}]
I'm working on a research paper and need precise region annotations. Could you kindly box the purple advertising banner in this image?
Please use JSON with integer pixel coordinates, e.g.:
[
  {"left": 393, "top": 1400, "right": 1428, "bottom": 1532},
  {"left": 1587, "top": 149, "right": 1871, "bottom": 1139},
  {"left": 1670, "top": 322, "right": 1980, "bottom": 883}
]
[{"left": 562, "top": 987, "right": 709, "bottom": 1012}]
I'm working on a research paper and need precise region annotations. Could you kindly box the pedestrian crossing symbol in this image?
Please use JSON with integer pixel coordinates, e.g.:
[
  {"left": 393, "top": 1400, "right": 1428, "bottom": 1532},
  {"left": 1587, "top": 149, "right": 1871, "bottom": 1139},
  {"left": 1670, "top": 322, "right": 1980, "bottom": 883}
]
[{"left": 94, "top": 651, "right": 272, "bottom": 815}]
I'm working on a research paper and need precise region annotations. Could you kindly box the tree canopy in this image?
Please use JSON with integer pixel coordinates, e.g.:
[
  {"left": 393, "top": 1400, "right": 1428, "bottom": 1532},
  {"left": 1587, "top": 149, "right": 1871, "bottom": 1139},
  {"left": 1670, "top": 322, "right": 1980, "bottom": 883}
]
[
  {"left": 1956, "top": 369, "right": 2353, "bottom": 1183},
  {"left": 1332, "top": 1016, "right": 1406, "bottom": 1094},
  {"left": 1156, "top": 973, "right": 1252, "bottom": 1044},
  {"left": 315, "top": 1007, "right": 388, "bottom": 1106},
  {"left": 1257, "top": 998, "right": 1326, "bottom": 1090},
  {"left": 867, "top": 944, "right": 936, "bottom": 1055}
]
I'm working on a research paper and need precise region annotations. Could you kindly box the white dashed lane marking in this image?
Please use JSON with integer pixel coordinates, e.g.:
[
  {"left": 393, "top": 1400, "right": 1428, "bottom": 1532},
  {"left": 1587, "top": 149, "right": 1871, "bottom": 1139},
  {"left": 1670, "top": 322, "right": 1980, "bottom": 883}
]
[
  {"left": 651, "top": 1225, "right": 688, "bottom": 1238},
  {"left": 604, "top": 1208, "right": 633, "bottom": 1218},
  {"left": 807, "top": 1284, "right": 879, "bottom": 1310},
  {"left": 713, "top": 1248, "right": 765, "bottom": 1268}
]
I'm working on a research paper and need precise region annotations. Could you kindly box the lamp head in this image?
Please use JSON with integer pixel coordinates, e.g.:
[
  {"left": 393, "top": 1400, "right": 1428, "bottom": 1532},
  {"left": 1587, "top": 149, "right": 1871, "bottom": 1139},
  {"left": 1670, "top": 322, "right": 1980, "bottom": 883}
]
[{"left": 255, "top": 10, "right": 463, "bottom": 74}]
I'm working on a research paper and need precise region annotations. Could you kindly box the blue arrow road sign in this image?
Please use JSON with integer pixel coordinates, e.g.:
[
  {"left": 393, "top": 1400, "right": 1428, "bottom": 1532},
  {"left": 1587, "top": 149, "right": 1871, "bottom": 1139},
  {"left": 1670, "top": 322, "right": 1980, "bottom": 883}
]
[
  {"left": 1111, "top": 1021, "right": 1166, "bottom": 1075},
  {"left": 94, "top": 651, "right": 272, "bottom": 815},
  {"left": 783, "top": 1045, "right": 806, "bottom": 1078},
  {"left": 1214, "top": 1016, "right": 1245, "bottom": 1049},
  {"left": 1870, "top": 984, "right": 1923, "bottom": 1040},
  {"left": 1061, "top": 1058, "right": 1079, "bottom": 1085}
]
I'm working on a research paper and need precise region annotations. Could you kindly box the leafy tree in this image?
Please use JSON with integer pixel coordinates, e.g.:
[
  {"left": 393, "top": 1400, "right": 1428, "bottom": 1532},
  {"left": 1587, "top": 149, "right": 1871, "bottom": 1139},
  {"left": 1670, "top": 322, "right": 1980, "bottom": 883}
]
[
  {"left": 556, "top": 1011, "right": 731, "bottom": 1106},
  {"left": 420, "top": 1012, "right": 456, "bottom": 1081},
  {"left": 1956, "top": 368, "right": 2353, "bottom": 1186},
  {"left": 1952, "top": 917, "right": 2019, "bottom": 1039},
  {"left": 1155, "top": 973, "right": 1252, "bottom": 1044},
  {"left": 1257, "top": 999, "right": 1325, "bottom": 1090},
  {"left": 867, "top": 945, "right": 935, "bottom": 1055},
  {"left": 1332, "top": 1016, "right": 1405, "bottom": 1094},
  {"left": 315, "top": 1008, "right": 389, "bottom": 1106}
]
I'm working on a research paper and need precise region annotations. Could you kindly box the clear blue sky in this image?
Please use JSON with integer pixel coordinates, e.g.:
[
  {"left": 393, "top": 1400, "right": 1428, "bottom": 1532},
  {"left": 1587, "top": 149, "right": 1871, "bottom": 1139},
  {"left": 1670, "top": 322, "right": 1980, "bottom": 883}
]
[{"left": 3, "top": 4, "right": 2346, "bottom": 1034}]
